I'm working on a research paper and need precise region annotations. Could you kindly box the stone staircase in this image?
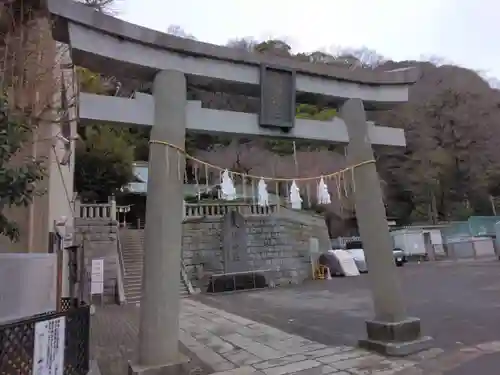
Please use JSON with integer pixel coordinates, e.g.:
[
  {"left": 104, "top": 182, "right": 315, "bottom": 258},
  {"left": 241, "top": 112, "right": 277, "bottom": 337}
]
[{"left": 119, "top": 229, "right": 191, "bottom": 304}]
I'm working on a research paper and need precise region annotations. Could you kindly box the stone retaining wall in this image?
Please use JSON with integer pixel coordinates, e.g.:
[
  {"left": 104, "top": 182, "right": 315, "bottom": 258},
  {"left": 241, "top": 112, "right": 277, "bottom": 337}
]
[
  {"left": 74, "top": 218, "right": 119, "bottom": 303},
  {"left": 182, "top": 215, "right": 329, "bottom": 291}
]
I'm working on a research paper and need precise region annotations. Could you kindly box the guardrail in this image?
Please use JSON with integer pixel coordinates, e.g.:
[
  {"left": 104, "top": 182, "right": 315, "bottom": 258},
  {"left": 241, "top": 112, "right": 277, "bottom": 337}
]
[
  {"left": 115, "top": 236, "right": 126, "bottom": 305},
  {"left": 74, "top": 195, "right": 131, "bottom": 225},
  {"left": 75, "top": 198, "right": 278, "bottom": 227}
]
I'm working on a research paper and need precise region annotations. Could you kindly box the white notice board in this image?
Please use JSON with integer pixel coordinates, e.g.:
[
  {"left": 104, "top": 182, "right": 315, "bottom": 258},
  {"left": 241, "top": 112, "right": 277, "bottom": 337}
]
[
  {"left": 33, "top": 316, "right": 66, "bottom": 375},
  {"left": 308, "top": 237, "right": 319, "bottom": 253},
  {"left": 91, "top": 258, "right": 104, "bottom": 295}
]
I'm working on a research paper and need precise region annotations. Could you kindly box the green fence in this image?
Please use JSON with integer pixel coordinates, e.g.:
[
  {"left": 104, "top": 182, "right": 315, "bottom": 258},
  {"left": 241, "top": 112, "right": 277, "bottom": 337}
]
[{"left": 442, "top": 216, "right": 500, "bottom": 241}]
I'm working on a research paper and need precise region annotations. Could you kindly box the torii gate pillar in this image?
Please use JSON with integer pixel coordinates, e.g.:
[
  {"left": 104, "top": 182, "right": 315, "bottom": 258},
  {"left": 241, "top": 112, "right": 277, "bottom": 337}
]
[
  {"left": 130, "top": 70, "right": 189, "bottom": 374},
  {"left": 342, "top": 98, "right": 433, "bottom": 355}
]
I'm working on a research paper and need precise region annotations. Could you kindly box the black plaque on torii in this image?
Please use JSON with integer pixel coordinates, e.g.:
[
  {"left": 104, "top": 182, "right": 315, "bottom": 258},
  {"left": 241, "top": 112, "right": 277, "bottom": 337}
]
[{"left": 259, "top": 64, "right": 296, "bottom": 131}]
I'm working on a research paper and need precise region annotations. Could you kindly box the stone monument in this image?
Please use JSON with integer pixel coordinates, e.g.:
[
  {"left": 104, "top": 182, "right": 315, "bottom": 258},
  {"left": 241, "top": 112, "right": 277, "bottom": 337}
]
[
  {"left": 45, "top": 0, "right": 432, "bottom": 372},
  {"left": 222, "top": 211, "right": 249, "bottom": 273}
]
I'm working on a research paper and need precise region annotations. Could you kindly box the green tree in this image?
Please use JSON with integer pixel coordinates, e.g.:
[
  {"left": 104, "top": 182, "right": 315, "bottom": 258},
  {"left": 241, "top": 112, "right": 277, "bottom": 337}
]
[
  {"left": 75, "top": 126, "right": 135, "bottom": 202},
  {"left": 0, "top": 98, "right": 46, "bottom": 240}
]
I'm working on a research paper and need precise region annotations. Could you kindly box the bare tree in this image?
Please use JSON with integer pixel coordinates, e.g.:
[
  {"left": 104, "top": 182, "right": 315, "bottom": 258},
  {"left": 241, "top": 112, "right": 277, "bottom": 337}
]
[
  {"left": 78, "top": 0, "right": 120, "bottom": 14},
  {"left": 226, "top": 38, "right": 258, "bottom": 51},
  {"left": 167, "top": 25, "right": 197, "bottom": 40}
]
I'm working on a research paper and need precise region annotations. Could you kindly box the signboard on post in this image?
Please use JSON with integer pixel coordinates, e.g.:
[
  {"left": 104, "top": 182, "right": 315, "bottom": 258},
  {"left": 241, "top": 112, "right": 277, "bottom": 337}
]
[
  {"left": 91, "top": 258, "right": 104, "bottom": 296},
  {"left": 33, "top": 317, "right": 66, "bottom": 375}
]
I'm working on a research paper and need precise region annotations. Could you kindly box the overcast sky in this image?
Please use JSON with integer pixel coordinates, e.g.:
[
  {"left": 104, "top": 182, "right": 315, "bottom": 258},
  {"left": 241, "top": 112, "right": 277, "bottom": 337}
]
[{"left": 119, "top": 0, "right": 499, "bottom": 81}]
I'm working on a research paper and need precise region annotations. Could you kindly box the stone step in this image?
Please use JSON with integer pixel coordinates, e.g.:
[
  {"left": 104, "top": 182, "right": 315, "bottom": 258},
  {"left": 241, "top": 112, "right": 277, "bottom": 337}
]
[
  {"left": 124, "top": 269, "right": 142, "bottom": 274},
  {"left": 120, "top": 230, "right": 190, "bottom": 304},
  {"left": 123, "top": 263, "right": 142, "bottom": 268},
  {"left": 124, "top": 273, "right": 143, "bottom": 280},
  {"left": 125, "top": 284, "right": 142, "bottom": 292},
  {"left": 124, "top": 274, "right": 142, "bottom": 281},
  {"left": 123, "top": 265, "right": 143, "bottom": 270},
  {"left": 125, "top": 289, "right": 188, "bottom": 297},
  {"left": 125, "top": 291, "right": 189, "bottom": 304},
  {"left": 124, "top": 269, "right": 143, "bottom": 275},
  {"left": 126, "top": 294, "right": 189, "bottom": 306},
  {"left": 122, "top": 248, "right": 143, "bottom": 251},
  {"left": 122, "top": 259, "right": 143, "bottom": 264},
  {"left": 125, "top": 287, "right": 141, "bottom": 294},
  {"left": 123, "top": 263, "right": 143, "bottom": 269},
  {"left": 125, "top": 280, "right": 142, "bottom": 288}
]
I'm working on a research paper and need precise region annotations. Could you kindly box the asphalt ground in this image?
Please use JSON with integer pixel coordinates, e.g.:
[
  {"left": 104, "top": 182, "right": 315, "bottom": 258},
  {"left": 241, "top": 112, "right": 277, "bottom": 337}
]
[{"left": 196, "top": 259, "right": 500, "bottom": 373}]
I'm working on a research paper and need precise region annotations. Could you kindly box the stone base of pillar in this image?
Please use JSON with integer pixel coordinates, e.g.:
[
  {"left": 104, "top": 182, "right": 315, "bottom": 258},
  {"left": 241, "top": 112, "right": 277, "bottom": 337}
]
[
  {"left": 358, "top": 317, "right": 433, "bottom": 357},
  {"left": 128, "top": 353, "right": 191, "bottom": 375}
]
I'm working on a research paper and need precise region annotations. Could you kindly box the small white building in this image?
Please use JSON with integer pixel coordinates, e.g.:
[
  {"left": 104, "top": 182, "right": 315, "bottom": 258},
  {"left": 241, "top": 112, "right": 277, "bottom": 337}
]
[{"left": 391, "top": 227, "right": 445, "bottom": 258}]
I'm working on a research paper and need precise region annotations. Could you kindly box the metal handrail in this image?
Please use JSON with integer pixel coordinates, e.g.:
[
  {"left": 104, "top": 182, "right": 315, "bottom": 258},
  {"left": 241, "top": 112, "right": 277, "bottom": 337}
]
[
  {"left": 115, "top": 232, "right": 126, "bottom": 305},
  {"left": 180, "top": 259, "right": 197, "bottom": 295}
]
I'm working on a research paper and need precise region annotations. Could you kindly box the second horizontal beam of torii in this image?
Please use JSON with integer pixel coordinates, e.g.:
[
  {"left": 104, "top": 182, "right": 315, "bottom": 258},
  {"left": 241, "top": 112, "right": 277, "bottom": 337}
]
[{"left": 79, "top": 93, "right": 406, "bottom": 147}]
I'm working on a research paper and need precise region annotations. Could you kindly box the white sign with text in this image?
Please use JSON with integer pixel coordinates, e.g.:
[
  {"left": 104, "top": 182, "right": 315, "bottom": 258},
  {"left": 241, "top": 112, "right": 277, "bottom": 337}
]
[
  {"left": 33, "top": 317, "right": 66, "bottom": 375},
  {"left": 91, "top": 258, "right": 104, "bottom": 295}
]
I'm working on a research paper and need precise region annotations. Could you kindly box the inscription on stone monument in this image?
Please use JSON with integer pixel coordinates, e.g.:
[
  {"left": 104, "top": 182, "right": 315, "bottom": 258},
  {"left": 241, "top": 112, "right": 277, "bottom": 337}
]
[
  {"left": 222, "top": 211, "right": 249, "bottom": 273},
  {"left": 259, "top": 65, "right": 296, "bottom": 130}
]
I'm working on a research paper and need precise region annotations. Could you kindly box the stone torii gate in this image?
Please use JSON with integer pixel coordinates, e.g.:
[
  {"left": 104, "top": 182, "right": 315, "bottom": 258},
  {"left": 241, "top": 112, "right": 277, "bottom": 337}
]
[{"left": 46, "top": 0, "right": 432, "bottom": 373}]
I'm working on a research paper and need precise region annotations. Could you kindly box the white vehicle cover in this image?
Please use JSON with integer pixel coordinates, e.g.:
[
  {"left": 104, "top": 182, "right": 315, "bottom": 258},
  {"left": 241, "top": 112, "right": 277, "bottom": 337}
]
[{"left": 328, "top": 249, "right": 360, "bottom": 276}]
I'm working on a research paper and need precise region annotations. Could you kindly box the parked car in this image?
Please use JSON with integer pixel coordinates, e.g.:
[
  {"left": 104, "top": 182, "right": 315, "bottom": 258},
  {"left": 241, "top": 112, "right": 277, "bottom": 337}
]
[{"left": 344, "top": 241, "right": 406, "bottom": 271}]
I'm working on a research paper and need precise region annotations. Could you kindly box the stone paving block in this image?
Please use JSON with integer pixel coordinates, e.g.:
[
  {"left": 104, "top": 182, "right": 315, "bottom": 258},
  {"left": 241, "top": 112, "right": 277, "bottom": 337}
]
[
  {"left": 222, "top": 349, "right": 262, "bottom": 366},
  {"left": 253, "top": 354, "right": 309, "bottom": 369},
  {"left": 247, "top": 323, "right": 296, "bottom": 339},
  {"left": 273, "top": 337, "right": 314, "bottom": 348},
  {"left": 280, "top": 346, "right": 330, "bottom": 357},
  {"left": 254, "top": 333, "right": 300, "bottom": 346},
  {"left": 223, "top": 333, "right": 285, "bottom": 360},
  {"left": 330, "top": 354, "right": 394, "bottom": 371},
  {"left": 302, "top": 347, "right": 353, "bottom": 359},
  {"left": 407, "top": 347, "right": 444, "bottom": 362},
  {"left": 261, "top": 360, "right": 322, "bottom": 375},
  {"left": 189, "top": 330, "right": 235, "bottom": 354},
  {"left": 348, "top": 370, "right": 398, "bottom": 375},
  {"left": 236, "top": 325, "right": 270, "bottom": 338},
  {"left": 316, "top": 349, "right": 370, "bottom": 364},
  {"left": 179, "top": 329, "right": 235, "bottom": 371},
  {"left": 261, "top": 338, "right": 325, "bottom": 353},
  {"left": 211, "top": 366, "right": 265, "bottom": 375},
  {"left": 211, "top": 308, "right": 257, "bottom": 326},
  {"left": 277, "top": 364, "right": 338, "bottom": 375},
  {"left": 389, "top": 368, "right": 426, "bottom": 375}
]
